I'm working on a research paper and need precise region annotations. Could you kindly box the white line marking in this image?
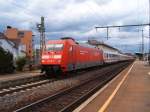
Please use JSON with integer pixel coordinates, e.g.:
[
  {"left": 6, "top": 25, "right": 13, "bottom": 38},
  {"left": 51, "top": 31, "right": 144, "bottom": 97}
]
[
  {"left": 73, "top": 63, "right": 133, "bottom": 112},
  {"left": 148, "top": 72, "right": 150, "bottom": 75},
  {"left": 98, "top": 62, "right": 135, "bottom": 112}
]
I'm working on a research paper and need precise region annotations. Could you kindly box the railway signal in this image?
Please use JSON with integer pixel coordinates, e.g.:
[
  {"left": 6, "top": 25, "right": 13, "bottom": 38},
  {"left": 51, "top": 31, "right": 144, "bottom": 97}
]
[{"left": 36, "top": 17, "right": 46, "bottom": 60}]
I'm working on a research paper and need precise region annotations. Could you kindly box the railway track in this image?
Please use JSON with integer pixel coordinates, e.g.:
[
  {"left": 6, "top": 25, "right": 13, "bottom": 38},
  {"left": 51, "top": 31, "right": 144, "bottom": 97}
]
[
  {"left": 14, "top": 61, "right": 132, "bottom": 112},
  {"left": 0, "top": 63, "right": 111, "bottom": 97},
  {"left": 0, "top": 79, "right": 56, "bottom": 97},
  {"left": 0, "top": 63, "right": 112, "bottom": 97},
  {"left": 0, "top": 64, "right": 108, "bottom": 97},
  {"left": 0, "top": 74, "right": 47, "bottom": 90}
]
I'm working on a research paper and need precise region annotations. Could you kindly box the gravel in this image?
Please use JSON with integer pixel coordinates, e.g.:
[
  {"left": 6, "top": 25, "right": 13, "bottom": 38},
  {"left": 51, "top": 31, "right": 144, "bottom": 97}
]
[{"left": 0, "top": 70, "right": 100, "bottom": 112}]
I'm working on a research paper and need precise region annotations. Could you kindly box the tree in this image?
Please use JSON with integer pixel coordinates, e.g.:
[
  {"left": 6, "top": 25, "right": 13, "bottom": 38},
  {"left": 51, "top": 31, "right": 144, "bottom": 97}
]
[
  {"left": 16, "top": 56, "right": 26, "bottom": 71},
  {"left": 0, "top": 46, "right": 14, "bottom": 73}
]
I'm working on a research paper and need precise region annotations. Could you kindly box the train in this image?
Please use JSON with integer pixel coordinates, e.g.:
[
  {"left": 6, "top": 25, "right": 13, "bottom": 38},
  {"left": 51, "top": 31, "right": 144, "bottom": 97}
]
[{"left": 41, "top": 37, "right": 134, "bottom": 75}]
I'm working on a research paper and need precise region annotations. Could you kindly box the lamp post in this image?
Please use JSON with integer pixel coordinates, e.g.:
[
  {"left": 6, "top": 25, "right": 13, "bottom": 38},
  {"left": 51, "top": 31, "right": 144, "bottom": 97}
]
[{"left": 149, "top": 0, "right": 150, "bottom": 64}]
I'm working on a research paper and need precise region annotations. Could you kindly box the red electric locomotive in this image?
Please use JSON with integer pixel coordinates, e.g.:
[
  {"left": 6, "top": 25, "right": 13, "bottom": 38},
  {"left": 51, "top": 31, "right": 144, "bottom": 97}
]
[{"left": 41, "top": 37, "right": 104, "bottom": 75}]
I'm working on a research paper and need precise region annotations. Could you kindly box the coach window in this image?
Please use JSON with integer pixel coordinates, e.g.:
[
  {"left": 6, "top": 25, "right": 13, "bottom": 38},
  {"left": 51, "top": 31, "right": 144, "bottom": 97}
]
[{"left": 107, "top": 53, "right": 109, "bottom": 58}]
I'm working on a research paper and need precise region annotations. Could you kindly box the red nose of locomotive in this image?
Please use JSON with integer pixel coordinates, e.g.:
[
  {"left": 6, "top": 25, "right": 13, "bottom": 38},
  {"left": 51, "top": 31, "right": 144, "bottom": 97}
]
[
  {"left": 41, "top": 51, "right": 62, "bottom": 65},
  {"left": 41, "top": 44, "right": 63, "bottom": 65}
]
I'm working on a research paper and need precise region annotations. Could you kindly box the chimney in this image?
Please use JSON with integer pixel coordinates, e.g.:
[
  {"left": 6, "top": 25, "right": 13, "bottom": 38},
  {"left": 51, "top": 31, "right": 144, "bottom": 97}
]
[{"left": 7, "top": 26, "right": 12, "bottom": 29}]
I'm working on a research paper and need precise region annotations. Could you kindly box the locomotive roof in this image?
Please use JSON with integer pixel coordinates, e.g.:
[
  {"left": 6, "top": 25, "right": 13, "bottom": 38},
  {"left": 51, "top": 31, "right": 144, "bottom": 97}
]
[
  {"left": 61, "top": 37, "right": 97, "bottom": 48},
  {"left": 47, "top": 38, "right": 98, "bottom": 49},
  {"left": 61, "top": 37, "right": 75, "bottom": 41}
]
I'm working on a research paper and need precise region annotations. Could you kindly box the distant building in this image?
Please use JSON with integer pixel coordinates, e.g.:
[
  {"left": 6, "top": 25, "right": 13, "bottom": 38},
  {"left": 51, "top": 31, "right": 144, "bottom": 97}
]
[
  {"left": 88, "top": 39, "right": 121, "bottom": 54},
  {"left": 4, "top": 26, "right": 33, "bottom": 59}
]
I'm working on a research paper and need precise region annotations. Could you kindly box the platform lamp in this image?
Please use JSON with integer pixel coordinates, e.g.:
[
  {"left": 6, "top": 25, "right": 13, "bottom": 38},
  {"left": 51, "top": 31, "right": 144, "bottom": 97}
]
[{"left": 148, "top": 0, "right": 150, "bottom": 65}]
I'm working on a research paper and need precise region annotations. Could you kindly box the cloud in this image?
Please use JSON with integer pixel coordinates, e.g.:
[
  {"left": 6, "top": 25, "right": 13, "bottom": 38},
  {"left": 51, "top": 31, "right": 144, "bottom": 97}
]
[{"left": 0, "top": 0, "right": 149, "bottom": 53}]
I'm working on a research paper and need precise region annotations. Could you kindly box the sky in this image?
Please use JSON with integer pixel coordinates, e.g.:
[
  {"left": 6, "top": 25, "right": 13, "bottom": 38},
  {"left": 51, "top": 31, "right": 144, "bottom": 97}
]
[{"left": 0, "top": 0, "right": 150, "bottom": 53}]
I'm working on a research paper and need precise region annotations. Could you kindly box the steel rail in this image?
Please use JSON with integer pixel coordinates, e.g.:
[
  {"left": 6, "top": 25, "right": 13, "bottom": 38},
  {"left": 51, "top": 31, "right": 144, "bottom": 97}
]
[{"left": 14, "top": 61, "right": 132, "bottom": 112}]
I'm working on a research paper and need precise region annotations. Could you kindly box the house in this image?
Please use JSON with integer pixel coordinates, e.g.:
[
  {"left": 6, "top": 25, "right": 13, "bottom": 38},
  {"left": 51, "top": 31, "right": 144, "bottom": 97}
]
[
  {"left": 4, "top": 26, "right": 33, "bottom": 60},
  {"left": 88, "top": 39, "right": 121, "bottom": 54},
  {"left": 0, "top": 32, "right": 26, "bottom": 61}
]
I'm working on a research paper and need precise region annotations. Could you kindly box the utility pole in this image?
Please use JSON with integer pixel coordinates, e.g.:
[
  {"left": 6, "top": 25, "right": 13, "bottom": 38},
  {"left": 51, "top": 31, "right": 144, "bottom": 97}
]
[
  {"left": 106, "top": 27, "right": 109, "bottom": 40},
  {"left": 148, "top": 0, "right": 150, "bottom": 65},
  {"left": 95, "top": 23, "right": 149, "bottom": 56},
  {"left": 141, "top": 29, "right": 144, "bottom": 59},
  {"left": 37, "top": 17, "right": 46, "bottom": 58},
  {"left": 95, "top": 23, "right": 149, "bottom": 42}
]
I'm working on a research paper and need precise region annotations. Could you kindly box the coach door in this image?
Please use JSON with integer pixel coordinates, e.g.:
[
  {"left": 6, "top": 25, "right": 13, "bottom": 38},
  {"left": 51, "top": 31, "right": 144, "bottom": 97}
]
[
  {"left": 72, "top": 45, "right": 76, "bottom": 70},
  {"left": 70, "top": 45, "right": 76, "bottom": 70},
  {"left": 68, "top": 45, "right": 76, "bottom": 71}
]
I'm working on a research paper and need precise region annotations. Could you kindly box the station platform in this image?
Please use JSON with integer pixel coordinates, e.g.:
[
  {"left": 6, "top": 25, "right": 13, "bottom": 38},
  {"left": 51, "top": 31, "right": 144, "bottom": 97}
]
[
  {"left": 74, "top": 61, "right": 150, "bottom": 112},
  {"left": 0, "top": 70, "right": 41, "bottom": 82}
]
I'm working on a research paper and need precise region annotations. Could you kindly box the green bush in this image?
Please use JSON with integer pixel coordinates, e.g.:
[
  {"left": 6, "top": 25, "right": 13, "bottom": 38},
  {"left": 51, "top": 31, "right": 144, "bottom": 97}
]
[
  {"left": 16, "top": 56, "right": 27, "bottom": 71},
  {"left": 0, "top": 46, "right": 14, "bottom": 73}
]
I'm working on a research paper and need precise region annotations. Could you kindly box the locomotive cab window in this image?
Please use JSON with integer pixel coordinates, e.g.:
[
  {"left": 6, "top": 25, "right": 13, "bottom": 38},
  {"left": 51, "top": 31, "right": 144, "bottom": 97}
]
[{"left": 46, "top": 44, "right": 63, "bottom": 51}]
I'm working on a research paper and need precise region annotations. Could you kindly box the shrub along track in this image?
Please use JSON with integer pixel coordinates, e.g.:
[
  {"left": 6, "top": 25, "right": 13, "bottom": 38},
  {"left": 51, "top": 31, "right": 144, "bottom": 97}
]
[{"left": 14, "top": 61, "right": 132, "bottom": 112}]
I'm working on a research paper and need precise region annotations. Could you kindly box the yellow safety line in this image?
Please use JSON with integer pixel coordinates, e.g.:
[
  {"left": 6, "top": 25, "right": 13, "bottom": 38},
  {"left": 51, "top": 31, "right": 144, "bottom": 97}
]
[{"left": 98, "top": 62, "right": 135, "bottom": 112}]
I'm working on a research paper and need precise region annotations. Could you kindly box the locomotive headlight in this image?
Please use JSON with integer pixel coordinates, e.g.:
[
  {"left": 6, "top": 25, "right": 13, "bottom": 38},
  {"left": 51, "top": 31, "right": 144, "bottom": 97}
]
[
  {"left": 41, "top": 60, "right": 45, "bottom": 62},
  {"left": 53, "top": 55, "right": 62, "bottom": 59},
  {"left": 42, "top": 55, "right": 49, "bottom": 59}
]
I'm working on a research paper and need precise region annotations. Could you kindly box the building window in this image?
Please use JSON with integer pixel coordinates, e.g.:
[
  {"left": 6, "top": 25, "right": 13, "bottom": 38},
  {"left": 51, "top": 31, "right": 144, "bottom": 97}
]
[{"left": 18, "top": 31, "right": 24, "bottom": 38}]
